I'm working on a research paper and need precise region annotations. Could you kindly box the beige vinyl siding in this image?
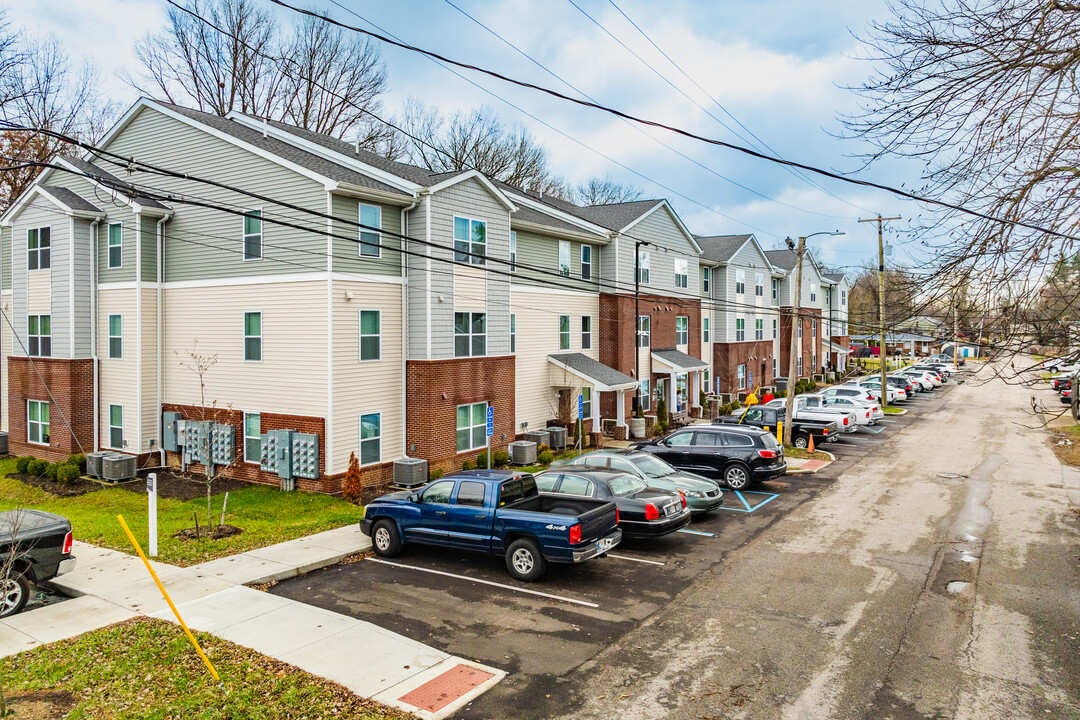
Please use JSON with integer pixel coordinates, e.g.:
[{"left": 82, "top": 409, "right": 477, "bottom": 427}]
[
  {"left": 1, "top": 225, "right": 10, "bottom": 291},
  {"left": 615, "top": 205, "right": 699, "bottom": 294},
  {"left": 428, "top": 177, "right": 512, "bottom": 359},
  {"left": 26, "top": 266, "right": 50, "bottom": 314},
  {"left": 454, "top": 265, "right": 486, "bottom": 308},
  {"left": 98, "top": 288, "right": 139, "bottom": 451},
  {"left": 140, "top": 287, "right": 160, "bottom": 451},
  {"left": 102, "top": 106, "right": 327, "bottom": 281},
  {"left": 1, "top": 302, "right": 9, "bottom": 430},
  {"left": 163, "top": 280, "right": 328, "bottom": 417},
  {"left": 332, "top": 279, "right": 404, "bottom": 474},
  {"left": 512, "top": 288, "right": 600, "bottom": 432},
  {"left": 330, "top": 193, "right": 403, "bottom": 276},
  {"left": 510, "top": 229, "right": 600, "bottom": 292}
]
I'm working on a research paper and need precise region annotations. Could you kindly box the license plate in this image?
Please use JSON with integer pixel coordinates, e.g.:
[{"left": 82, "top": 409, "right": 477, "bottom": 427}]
[
  {"left": 597, "top": 537, "right": 615, "bottom": 552},
  {"left": 664, "top": 503, "right": 678, "bottom": 517}
]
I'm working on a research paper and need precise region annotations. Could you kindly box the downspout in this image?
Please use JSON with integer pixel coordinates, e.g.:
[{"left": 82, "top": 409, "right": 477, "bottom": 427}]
[
  {"left": 400, "top": 196, "right": 419, "bottom": 458},
  {"left": 156, "top": 214, "right": 170, "bottom": 467},
  {"left": 90, "top": 219, "right": 100, "bottom": 452},
  {"left": 135, "top": 211, "right": 143, "bottom": 455},
  {"left": 325, "top": 191, "right": 334, "bottom": 478},
  {"left": 423, "top": 191, "right": 432, "bottom": 360},
  {"left": 68, "top": 218, "right": 75, "bottom": 356}
]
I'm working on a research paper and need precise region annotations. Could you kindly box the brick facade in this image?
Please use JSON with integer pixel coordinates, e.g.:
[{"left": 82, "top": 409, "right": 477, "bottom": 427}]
[
  {"left": 598, "top": 291, "right": 702, "bottom": 418},
  {"left": 406, "top": 356, "right": 515, "bottom": 475},
  {"left": 7, "top": 357, "right": 94, "bottom": 462},
  {"left": 712, "top": 340, "right": 775, "bottom": 394},
  {"left": 778, "top": 308, "right": 824, "bottom": 379},
  {"left": 828, "top": 334, "right": 851, "bottom": 370}
]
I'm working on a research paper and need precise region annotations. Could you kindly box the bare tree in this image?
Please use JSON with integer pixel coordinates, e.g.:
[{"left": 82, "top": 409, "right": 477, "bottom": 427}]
[
  {"left": 572, "top": 175, "right": 642, "bottom": 205},
  {"left": 0, "top": 9, "right": 27, "bottom": 112}
]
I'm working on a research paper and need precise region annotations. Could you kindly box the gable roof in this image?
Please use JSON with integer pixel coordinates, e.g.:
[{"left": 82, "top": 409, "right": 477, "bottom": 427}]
[
  {"left": 697, "top": 234, "right": 752, "bottom": 263},
  {"left": 60, "top": 156, "right": 171, "bottom": 210},
  {"left": 40, "top": 186, "right": 102, "bottom": 213},
  {"left": 764, "top": 248, "right": 825, "bottom": 278}
]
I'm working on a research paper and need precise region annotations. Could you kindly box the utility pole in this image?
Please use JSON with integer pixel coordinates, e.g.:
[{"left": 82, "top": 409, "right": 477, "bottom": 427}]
[
  {"left": 859, "top": 215, "right": 901, "bottom": 409},
  {"left": 783, "top": 236, "right": 805, "bottom": 447}
]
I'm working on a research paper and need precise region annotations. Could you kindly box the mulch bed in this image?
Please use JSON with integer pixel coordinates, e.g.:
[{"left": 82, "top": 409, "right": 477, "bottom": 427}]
[
  {"left": 171, "top": 523, "right": 244, "bottom": 540},
  {"left": 6, "top": 689, "right": 76, "bottom": 720},
  {"left": 15, "top": 472, "right": 104, "bottom": 498},
  {"left": 110, "top": 469, "right": 257, "bottom": 502}
]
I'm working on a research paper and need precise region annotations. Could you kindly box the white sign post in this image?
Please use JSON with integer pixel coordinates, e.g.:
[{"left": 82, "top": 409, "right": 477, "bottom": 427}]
[
  {"left": 147, "top": 472, "right": 158, "bottom": 557},
  {"left": 486, "top": 406, "right": 494, "bottom": 470}
]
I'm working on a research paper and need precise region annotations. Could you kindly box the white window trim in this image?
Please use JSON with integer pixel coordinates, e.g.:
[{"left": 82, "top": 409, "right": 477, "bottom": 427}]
[
  {"left": 107, "top": 403, "right": 124, "bottom": 451},
  {"left": 244, "top": 310, "right": 263, "bottom": 363},
  {"left": 735, "top": 317, "right": 745, "bottom": 342},
  {"left": 358, "top": 204, "right": 382, "bottom": 258},
  {"left": 703, "top": 316, "right": 710, "bottom": 344},
  {"left": 107, "top": 222, "right": 123, "bottom": 269},
  {"left": 676, "top": 315, "right": 688, "bottom": 346},
  {"left": 702, "top": 266, "right": 711, "bottom": 294},
  {"left": 559, "top": 314, "right": 571, "bottom": 351},
  {"left": 582, "top": 386, "right": 592, "bottom": 418},
  {"left": 509, "top": 231, "right": 517, "bottom": 273},
  {"left": 674, "top": 259, "right": 688, "bottom": 289},
  {"left": 454, "top": 311, "right": 487, "bottom": 358},
  {"left": 559, "top": 240, "right": 571, "bottom": 277},
  {"left": 359, "top": 411, "right": 382, "bottom": 466},
  {"left": 640, "top": 379, "right": 651, "bottom": 412},
  {"left": 453, "top": 215, "right": 487, "bottom": 266},
  {"left": 243, "top": 411, "right": 260, "bottom": 464},
  {"left": 108, "top": 313, "right": 123, "bottom": 359},
  {"left": 773, "top": 318, "right": 778, "bottom": 339},
  {"left": 737, "top": 364, "right": 747, "bottom": 390},
  {"left": 243, "top": 208, "right": 263, "bottom": 262},
  {"left": 580, "top": 244, "right": 592, "bottom": 280},
  {"left": 359, "top": 309, "right": 381, "bottom": 362},
  {"left": 28, "top": 314, "right": 51, "bottom": 358},
  {"left": 27, "top": 226, "right": 50, "bottom": 271},
  {"left": 27, "top": 399, "right": 49, "bottom": 446},
  {"left": 581, "top": 315, "right": 592, "bottom": 350},
  {"left": 456, "top": 401, "right": 488, "bottom": 453},
  {"left": 637, "top": 315, "right": 651, "bottom": 348},
  {"left": 637, "top": 249, "right": 650, "bottom": 285}
]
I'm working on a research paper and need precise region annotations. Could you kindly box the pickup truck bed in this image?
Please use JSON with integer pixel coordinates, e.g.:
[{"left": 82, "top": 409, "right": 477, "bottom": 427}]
[
  {"left": 714, "top": 406, "right": 839, "bottom": 448},
  {"left": 0, "top": 509, "right": 75, "bottom": 618}
]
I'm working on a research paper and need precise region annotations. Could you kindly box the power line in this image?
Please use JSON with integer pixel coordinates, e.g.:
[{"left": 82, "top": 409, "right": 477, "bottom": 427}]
[{"left": 264, "top": 0, "right": 1080, "bottom": 243}]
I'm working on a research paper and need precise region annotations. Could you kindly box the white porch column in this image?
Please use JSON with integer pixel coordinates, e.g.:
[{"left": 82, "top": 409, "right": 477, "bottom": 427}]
[
  {"left": 669, "top": 371, "right": 677, "bottom": 411},
  {"left": 691, "top": 371, "right": 701, "bottom": 408},
  {"left": 590, "top": 385, "right": 599, "bottom": 432},
  {"left": 616, "top": 389, "right": 627, "bottom": 430}
]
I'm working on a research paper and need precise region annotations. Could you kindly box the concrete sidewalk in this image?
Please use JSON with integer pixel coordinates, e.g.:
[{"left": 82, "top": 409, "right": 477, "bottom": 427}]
[
  {"left": 0, "top": 525, "right": 504, "bottom": 720},
  {"left": 784, "top": 453, "right": 834, "bottom": 475}
]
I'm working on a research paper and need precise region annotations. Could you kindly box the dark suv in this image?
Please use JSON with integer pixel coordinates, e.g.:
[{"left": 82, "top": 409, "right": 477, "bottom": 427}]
[{"left": 632, "top": 425, "right": 785, "bottom": 489}]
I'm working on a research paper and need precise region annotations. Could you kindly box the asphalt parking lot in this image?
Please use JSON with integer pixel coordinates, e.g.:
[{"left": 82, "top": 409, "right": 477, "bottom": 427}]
[{"left": 271, "top": 380, "right": 958, "bottom": 719}]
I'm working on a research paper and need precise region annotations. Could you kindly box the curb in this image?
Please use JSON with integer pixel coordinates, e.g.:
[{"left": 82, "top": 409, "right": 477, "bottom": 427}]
[{"left": 884, "top": 408, "right": 909, "bottom": 416}]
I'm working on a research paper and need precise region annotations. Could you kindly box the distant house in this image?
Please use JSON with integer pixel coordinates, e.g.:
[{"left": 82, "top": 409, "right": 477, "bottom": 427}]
[{"left": 898, "top": 315, "right": 945, "bottom": 336}]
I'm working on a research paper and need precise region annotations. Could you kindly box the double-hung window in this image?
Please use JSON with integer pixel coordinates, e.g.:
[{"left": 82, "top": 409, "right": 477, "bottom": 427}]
[
  {"left": 825, "top": 287, "right": 832, "bottom": 307},
  {"left": 109, "top": 405, "right": 124, "bottom": 449},
  {"left": 755, "top": 273, "right": 763, "bottom": 297},
  {"left": 772, "top": 318, "right": 778, "bottom": 339},
  {"left": 702, "top": 267, "right": 711, "bottom": 294},
  {"left": 454, "top": 312, "right": 486, "bottom": 357},
  {"left": 674, "top": 259, "right": 688, "bottom": 288},
  {"left": 107, "top": 223, "right": 123, "bottom": 268},
  {"left": 509, "top": 231, "right": 517, "bottom": 272},
  {"left": 772, "top": 278, "right": 779, "bottom": 300},
  {"left": 639, "top": 380, "right": 650, "bottom": 411},
  {"left": 27, "top": 400, "right": 49, "bottom": 445},
  {"left": 810, "top": 283, "right": 817, "bottom": 303},
  {"left": 28, "top": 315, "right": 51, "bottom": 357},
  {"left": 581, "top": 316, "right": 592, "bottom": 350},
  {"left": 559, "top": 241, "right": 571, "bottom": 276},
  {"left": 797, "top": 356, "right": 803, "bottom": 376},
  {"left": 812, "top": 320, "right": 817, "bottom": 338},
  {"left": 457, "top": 402, "right": 487, "bottom": 452},
  {"left": 841, "top": 290, "right": 847, "bottom": 305},
  {"left": 636, "top": 249, "right": 650, "bottom": 284},
  {"left": 244, "top": 413, "right": 261, "bottom": 463},
  {"left": 559, "top": 315, "right": 571, "bottom": 350},
  {"left": 108, "top": 314, "right": 122, "bottom": 358},
  {"left": 244, "top": 312, "right": 262, "bottom": 361},
  {"left": 755, "top": 318, "right": 764, "bottom": 341},
  {"left": 27, "top": 227, "right": 50, "bottom": 270},
  {"left": 676, "top": 316, "right": 688, "bottom": 345},
  {"left": 580, "top": 245, "right": 592, "bottom": 280},
  {"left": 737, "top": 364, "right": 746, "bottom": 389},
  {"left": 637, "top": 315, "right": 650, "bottom": 347},
  {"left": 735, "top": 269, "right": 746, "bottom": 294},
  {"left": 360, "top": 310, "right": 380, "bottom": 361},
  {"left": 360, "top": 412, "right": 381, "bottom": 464},
  {"left": 359, "top": 204, "right": 381, "bottom": 257},
  {"left": 510, "top": 314, "right": 516, "bottom": 353},
  {"left": 243, "top": 210, "right": 262, "bottom": 261},
  {"left": 703, "top": 317, "right": 710, "bottom": 343},
  {"left": 735, "top": 318, "right": 745, "bottom": 342},
  {"left": 454, "top": 217, "right": 486, "bottom": 265},
  {"left": 582, "top": 387, "right": 592, "bottom": 418}
]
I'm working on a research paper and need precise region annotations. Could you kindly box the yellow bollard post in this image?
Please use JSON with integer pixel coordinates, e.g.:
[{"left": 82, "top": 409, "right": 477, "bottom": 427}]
[
  {"left": 777, "top": 421, "right": 783, "bottom": 445},
  {"left": 116, "top": 514, "right": 221, "bottom": 682}
]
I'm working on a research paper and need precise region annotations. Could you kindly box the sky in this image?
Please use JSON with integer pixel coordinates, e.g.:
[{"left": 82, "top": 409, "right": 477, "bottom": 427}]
[{"left": 6, "top": 0, "right": 929, "bottom": 273}]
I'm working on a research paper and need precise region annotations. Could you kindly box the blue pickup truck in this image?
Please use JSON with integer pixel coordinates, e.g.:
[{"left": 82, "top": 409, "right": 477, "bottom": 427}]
[{"left": 361, "top": 470, "right": 622, "bottom": 581}]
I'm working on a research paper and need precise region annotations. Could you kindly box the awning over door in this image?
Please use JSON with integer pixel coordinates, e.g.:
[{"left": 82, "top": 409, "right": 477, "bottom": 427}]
[
  {"left": 650, "top": 348, "right": 709, "bottom": 373},
  {"left": 824, "top": 340, "right": 851, "bottom": 355},
  {"left": 548, "top": 353, "right": 638, "bottom": 391}
]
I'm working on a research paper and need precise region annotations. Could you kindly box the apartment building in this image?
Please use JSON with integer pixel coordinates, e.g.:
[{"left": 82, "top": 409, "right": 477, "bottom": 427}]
[
  {"left": 0, "top": 97, "right": 846, "bottom": 491},
  {"left": 697, "top": 234, "right": 784, "bottom": 394},
  {"left": 822, "top": 271, "right": 851, "bottom": 372},
  {"left": 765, "top": 248, "right": 826, "bottom": 380}
]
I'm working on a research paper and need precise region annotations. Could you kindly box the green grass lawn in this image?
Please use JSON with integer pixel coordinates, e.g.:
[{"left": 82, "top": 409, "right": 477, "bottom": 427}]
[
  {"left": 0, "top": 618, "right": 410, "bottom": 720},
  {"left": 783, "top": 447, "right": 831, "bottom": 461},
  {"left": 883, "top": 406, "right": 905, "bottom": 414},
  {"left": 0, "top": 458, "right": 361, "bottom": 566}
]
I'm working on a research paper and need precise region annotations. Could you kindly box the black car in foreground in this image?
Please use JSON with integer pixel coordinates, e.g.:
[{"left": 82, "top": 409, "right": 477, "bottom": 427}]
[
  {"left": 633, "top": 424, "right": 786, "bottom": 489},
  {"left": 535, "top": 469, "right": 691, "bottom": 538},
  {"left": 0, "top": 509, "right": 75, "bottom": 617}
]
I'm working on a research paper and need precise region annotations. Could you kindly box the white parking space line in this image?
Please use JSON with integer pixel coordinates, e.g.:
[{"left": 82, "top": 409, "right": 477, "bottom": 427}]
[
  {"left": 366, "top": 558, "right": 601, "bottom": 608},
  {"left": 677, "top": 529, "right": 715, "bottom": 537},
  {"left": 606, "top": 554, "right": 666, "bottom": 566}
]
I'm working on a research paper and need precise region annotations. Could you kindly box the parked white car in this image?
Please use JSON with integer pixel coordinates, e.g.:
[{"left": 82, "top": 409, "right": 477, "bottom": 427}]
[
  {"left": 801, "top": 394, "right": 876, "bottom": 425},
  {"left": 848, "top": 380, "right": 900, "bottom": 403},
  {"left": 896, "top": 370, "right": 936, "bottom": 390},
  {"left": 822, "top": 385, "right": 880, "bottom": 403},
  {"left": 813, "top": 394, "right": 883, "bottom": 423},
  {"left": 763, "top": 398, "right": 859, "bottom": 433}
]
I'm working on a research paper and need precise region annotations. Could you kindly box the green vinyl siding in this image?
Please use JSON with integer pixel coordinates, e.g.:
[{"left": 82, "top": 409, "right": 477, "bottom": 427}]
[
  {"left": 509, "top": 228, "right": 600, "bottom": 293},
  {"left": 330, "top": 193, "right": 402, "bottom": 275},
  {"left": 102, "top": 106, "right": 328, "bottom": 282}
]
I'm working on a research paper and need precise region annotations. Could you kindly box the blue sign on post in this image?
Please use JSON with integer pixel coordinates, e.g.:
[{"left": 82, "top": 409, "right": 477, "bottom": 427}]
[
  {"left": 577, "top": 394, "right": 584, "bottom": 419},
  {"left": 486, "top": 406, "right": 494, "bottom": 437}
]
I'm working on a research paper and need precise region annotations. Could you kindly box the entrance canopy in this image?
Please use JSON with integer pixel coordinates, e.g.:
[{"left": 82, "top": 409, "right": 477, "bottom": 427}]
[
  {"left": 824, "top": 340, "right": 850, "bottom": 355},
  {"left": 548, "top": 353, "right": 638, "bottom": 392},
  {"left": 651, "top": 348, "right": 709, "bottom": 373}
]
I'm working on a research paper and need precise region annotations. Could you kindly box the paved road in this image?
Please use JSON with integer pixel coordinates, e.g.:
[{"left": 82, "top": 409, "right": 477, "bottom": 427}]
[{"left": 273, "top": 372, "right": 1080, "bottom": 719}]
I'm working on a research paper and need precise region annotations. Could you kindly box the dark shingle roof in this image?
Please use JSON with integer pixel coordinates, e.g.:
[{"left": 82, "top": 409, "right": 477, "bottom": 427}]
[
  {"left": 149, "top": 101, "right": 413, "bottom": 196},
  {"left": 569, "top": 199, "right": 663, "bottom": 231},
  {"left": 696, "top": 234, "right": 752, "bottom": 262},
  {"left": 548, "top": 353, "right": 637, "bottom": 390},
  {"left": 511, "top": 204, "right": 604, "bottom": 236},
  {"left": 63, "top": 157, "right": 171, "bottom": 210},
  {"left": 651, "top": 348, "right": 709, "bottom": 371},
  {"left": 41, "top": 186, "right": 102, "bottom": 213},
  {"left": 764, "top": 248, "right": 799, "bottom": 270}
]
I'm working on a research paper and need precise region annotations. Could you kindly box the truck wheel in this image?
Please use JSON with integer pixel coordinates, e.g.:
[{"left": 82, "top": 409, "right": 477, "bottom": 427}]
[
  {"left": 794, "top": 434, "right": 810, "bottom": 449},
  {"left": 371, "top": 520, "right": 402, "bottom": 558},
  {"left": 724, "top": 463, "right": 751, "bottom": 490},
  {"left": 0, "top": 573, "right": 31, "bottom": 618},
  {"left": 506, "top": 538, "right": 547, "bottom": 582}
]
